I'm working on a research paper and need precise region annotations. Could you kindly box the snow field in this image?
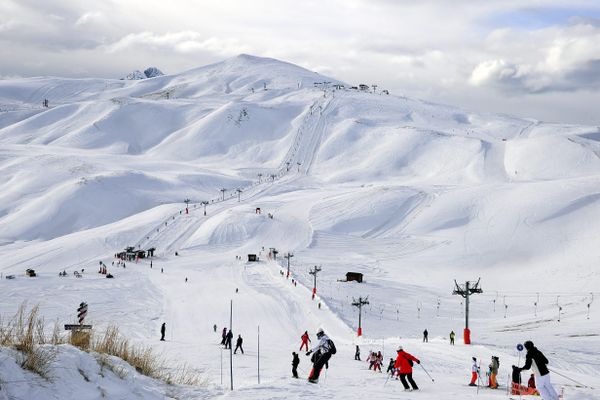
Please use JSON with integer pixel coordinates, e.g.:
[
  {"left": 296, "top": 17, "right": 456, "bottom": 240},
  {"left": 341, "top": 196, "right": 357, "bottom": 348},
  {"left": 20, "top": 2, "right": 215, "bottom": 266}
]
[{"left": 0, "top": 54, "right": 599, "bottom": 399}]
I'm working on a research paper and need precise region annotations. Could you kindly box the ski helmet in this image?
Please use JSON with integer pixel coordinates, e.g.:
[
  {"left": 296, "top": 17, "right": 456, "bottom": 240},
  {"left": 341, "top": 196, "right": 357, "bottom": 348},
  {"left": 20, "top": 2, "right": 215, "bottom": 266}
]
[
  {"left": 316, "top": 328, "right": 324, "bottom": 337},
  {"left": 524, "top": 341, "right": 534, "bottom": 350},
  {"left": 397, "top": 346, "right": 403, "bottom": 351}
]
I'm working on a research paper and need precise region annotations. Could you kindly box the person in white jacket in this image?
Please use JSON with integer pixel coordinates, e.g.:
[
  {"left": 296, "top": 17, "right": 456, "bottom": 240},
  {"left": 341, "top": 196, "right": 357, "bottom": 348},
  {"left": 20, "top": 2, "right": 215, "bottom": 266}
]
[
  {"left": 305, "top": 328, "right": 335, "bottom": 383},
  {"left": 469, "top": 357, "right": 479, "bottom": 386}
]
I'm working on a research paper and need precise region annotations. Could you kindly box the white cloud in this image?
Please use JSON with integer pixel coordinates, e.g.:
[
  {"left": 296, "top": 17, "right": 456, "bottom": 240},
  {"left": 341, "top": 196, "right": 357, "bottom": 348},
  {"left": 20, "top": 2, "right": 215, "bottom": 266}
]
[
  {"left": 470, "top": 23, "right": 600, "bottom": 93},
  {"left": 470, "top": 59, "right": 522, "bottom": 86},
  {"left": 105, "top": 31, "right": 250, "bottom": 56},
  {"left": 75, "top": 12, "right": 102, "bottom": 26}
]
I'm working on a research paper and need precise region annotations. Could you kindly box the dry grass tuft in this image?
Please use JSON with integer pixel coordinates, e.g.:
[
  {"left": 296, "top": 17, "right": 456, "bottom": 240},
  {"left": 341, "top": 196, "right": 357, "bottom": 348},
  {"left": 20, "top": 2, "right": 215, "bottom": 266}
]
[{"left": 0, "top": 304, "right": 204, "bottom": 386}]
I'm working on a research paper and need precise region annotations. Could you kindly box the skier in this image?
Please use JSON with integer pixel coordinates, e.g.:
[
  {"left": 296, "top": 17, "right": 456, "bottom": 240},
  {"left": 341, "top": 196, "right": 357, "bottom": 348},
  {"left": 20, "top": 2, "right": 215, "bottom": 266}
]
[
  {"left": 225, "top": 329, "right": 233, "bottom": 349},
  {"left": 306, "top": 328, "right": 336, "bottom": 383},
  {"left": 423, "top": 329, "right": 428, "bottom": 343},
  {"left": 469, "top": 357, "right": 479, "bottom": 386},
  {"left": 511, "top": 365, "right": 540, "bottom": 395},
  {"left": 367, "top": 350, "right": 376, "bottom": 370},
  {"left": 213, "top": 324, "right": 217, "bottom": 333},
  {"left": 354, "top": 345, "right": 361, "bottom": 361},
  {"left": 515, "top": 341, "right": 558, "bottom": 400},
  {"left": 160, "top": 322, "right": 166, "bottom": 341},
  {"left": 386, "top": 358, "right": 395, "bottom": 375},
  {"left": 371, "top": 351, "right": 382, "bottom": 372},
  {"left": 528, "top": 374, "right": 536, "bottom": 389},
  {"left": 292, "top": 352, "right": 300, "bottom": 378},
  {"left": 489, "top": 356, "right": 499, "bottom": 389},
  {"left": 221, "top": 327, "right": 227, "bottom": 345},
  {"left": 394, "top": 346, "right": 420, "bottom": 391},
  {"left": 449, "top": 330, "right": 455, "bottom": 345},
  {"left": 300, "top": 330, "right": 311, "bottom": 351},
  {"left": 234, "top": 334, "right": 244, "bottom": 354}
]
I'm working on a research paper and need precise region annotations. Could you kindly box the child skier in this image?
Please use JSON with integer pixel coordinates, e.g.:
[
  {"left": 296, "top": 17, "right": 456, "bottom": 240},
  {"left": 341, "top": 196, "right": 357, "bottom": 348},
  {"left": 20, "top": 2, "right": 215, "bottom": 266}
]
[
  {"left": 386, "top": 358, "right": 395, "bottom": 375},
  {"left": 292, "top": 352, "right": 300, "bottom": 378},
  {"left": 469, "top": 357, "right": 479, "bottom": 386},
  {"left": 373, "top": 351, "right": 383, "bottom": 372}
]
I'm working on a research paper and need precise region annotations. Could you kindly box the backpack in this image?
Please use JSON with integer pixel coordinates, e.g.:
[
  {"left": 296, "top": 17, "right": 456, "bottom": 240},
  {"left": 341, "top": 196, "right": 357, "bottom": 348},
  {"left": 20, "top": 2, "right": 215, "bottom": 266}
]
[{"left": 328, "top": 339, "right": 337, "bottom": 355}]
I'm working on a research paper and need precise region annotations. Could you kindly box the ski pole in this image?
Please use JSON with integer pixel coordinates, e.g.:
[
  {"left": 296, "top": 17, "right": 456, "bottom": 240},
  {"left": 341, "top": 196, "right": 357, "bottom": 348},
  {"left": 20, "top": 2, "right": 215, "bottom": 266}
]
[
  {"left": 419, "top": 363, "right": 435, "bottom": 382},
  {"left": 384, "top": 370, "right": 392, "bottom": 387},
  {"left": 548, "top": 368, "right": 594, "bottom": 389}
]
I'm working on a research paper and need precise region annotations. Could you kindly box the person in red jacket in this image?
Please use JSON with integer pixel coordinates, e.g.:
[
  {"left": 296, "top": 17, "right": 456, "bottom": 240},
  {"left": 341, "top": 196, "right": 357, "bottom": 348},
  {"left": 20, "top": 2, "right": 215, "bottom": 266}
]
[
  {"left": 300, "top": 331, "right": 311, "bottom": 351},
  {"left": 394, "top": 346, "right": 420, "bottom": 391}
]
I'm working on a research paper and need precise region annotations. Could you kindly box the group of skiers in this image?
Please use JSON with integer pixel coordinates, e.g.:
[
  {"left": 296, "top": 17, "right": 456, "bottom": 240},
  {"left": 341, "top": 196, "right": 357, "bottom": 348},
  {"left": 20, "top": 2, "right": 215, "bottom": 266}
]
[
  {"left": 366, "top": 350, "right": 384, "bottom": 372},
  {"left": 219, "top": 327, "right": 244, "bottom": 353},
  {"left": 467, "top": 341, "right": 558, "bottom": 400},
  {"left": 357, "top": 345, "right": 422, "bottom": 391},
  {"left": 159, "top": 318, "right": 560, "bottom": 399},
  {"left": 291, "top": 329, "right": 337, "bottom": 383},
  {"left": 469, "top": 355, "right": 499, "bottom": 388}
]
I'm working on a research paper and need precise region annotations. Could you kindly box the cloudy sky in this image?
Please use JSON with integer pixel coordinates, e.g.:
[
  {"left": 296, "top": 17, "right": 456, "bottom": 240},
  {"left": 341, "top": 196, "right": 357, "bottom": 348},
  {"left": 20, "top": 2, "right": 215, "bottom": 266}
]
[{"left": 2, "top": 0, "right": 600, "bottom": 124}]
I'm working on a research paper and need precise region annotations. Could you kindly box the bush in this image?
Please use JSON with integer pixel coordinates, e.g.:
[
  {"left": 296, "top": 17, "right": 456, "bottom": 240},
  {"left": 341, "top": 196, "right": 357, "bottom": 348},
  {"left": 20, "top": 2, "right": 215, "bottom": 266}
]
[
  {"left": 0, "top": 304, "right": 58, "bottom": 378},
  {"left": 0, "top": 304, "right": 204, "bottom": 386}
]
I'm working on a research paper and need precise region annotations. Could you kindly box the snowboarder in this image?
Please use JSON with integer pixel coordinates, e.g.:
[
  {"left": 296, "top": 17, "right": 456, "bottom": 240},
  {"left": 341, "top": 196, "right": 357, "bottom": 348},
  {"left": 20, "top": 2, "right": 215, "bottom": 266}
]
[
  {"left": 489, "top": 356, "right": 499, "bottom": 389},
  {"left": 300, "top": 331, "right": 311, "bottom": 351},
  {"left": 449, "top": 330, "right": 455, "bottom": 345},
  {"left": 306, "top": 328, "right": 336, "bottom": 383},
  {"left": 292, "top": 352, "right": 300, "bottom": 378},
  {"left": 394, "top": 346, "right": 420, "bottom": 391},
  {"left": 354, "top": 345, "right": 361, "bottom": 361},
  {"left": 225, "top": 329, "right": 233, "bottom": 349},
  {"left": 221, "top": 328, "right": 227, "bottom": 345},
  {"left": 469, "top": 357, "right": 479, "bottom": 386},
  {"left": 160, "top": 323, "right": 166, "bottom": 341},
  {"left": 423, "top": 329, "right": 428, "bottom": 343},
  {"left": 515, "top": 341, "right": 558, "bottom": 400},
  {"left": 234, "top": 334, "right": 244, "bottom": 354}
]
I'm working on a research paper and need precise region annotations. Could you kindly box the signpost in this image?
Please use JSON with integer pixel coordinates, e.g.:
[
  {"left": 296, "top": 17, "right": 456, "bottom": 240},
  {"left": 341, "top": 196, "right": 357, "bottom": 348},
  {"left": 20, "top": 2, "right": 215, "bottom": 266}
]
[{"left": 66, "top": 302, "right": 92, "bottom": 347}]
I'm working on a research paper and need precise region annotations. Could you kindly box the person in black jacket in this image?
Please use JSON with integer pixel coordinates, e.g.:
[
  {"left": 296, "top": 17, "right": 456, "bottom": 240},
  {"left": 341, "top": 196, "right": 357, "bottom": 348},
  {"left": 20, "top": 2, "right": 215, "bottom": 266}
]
[
  {"left": 292, "top": 352, "right": 300, "bottom": 378},
  {"left": 225, "top": 329, "right": 233, "bottom": 349},
  {"left": 160, "top": 323, "right": 166, "bottom": 341},
  {"left": 515, "top": 341, "right": 558, "bottom": 400},
  {"left": 234, "top": 334, "right": 244, "bottom": 354}
]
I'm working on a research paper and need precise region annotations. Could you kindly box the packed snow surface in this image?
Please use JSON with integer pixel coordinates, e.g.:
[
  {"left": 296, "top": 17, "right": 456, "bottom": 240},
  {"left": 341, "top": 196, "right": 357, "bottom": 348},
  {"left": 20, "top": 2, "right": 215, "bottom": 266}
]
[{"left": 0, "top": 54, "right": 599, "bottom": 399}]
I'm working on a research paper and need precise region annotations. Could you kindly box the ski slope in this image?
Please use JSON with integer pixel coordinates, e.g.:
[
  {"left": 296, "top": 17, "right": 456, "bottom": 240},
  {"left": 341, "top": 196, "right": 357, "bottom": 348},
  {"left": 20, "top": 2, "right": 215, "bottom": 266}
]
[{"left": 0, "top": 55, "right": 599, "bottom": 399}]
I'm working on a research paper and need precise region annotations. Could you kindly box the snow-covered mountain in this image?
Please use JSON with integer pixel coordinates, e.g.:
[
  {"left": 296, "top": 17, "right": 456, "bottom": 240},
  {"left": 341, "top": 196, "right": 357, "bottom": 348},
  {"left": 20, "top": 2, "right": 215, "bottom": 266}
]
[
  {"left": 122, "top": 67, "right": 165, "bottom": 80},
  {"left": 0, "top": 55, "right": 598, "bottom": 399}
]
